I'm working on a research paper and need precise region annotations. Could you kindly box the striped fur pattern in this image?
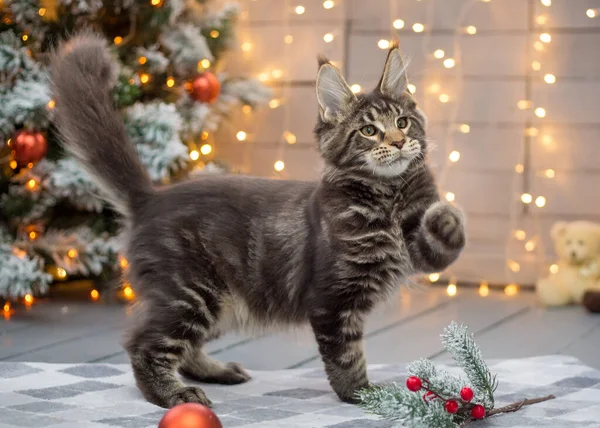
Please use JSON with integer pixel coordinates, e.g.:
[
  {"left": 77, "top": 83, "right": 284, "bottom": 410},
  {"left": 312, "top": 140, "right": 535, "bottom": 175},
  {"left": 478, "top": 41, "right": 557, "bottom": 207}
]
[{"left": 49, "top": 34, "right": 465, "bottom": 409}]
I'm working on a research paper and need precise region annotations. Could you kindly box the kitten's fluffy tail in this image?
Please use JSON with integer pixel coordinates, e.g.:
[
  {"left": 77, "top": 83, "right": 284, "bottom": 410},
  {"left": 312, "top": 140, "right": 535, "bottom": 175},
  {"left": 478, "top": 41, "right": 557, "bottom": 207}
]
[{"left": 50, "top": 32, "right": 153, "bottom": 217}]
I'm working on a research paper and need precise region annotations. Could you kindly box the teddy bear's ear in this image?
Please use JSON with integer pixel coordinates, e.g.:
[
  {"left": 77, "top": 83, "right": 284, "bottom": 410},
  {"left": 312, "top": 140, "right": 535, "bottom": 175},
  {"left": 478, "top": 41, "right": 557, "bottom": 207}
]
[{"left": 551, "top": 221, "right": 568, "bottom": 240}]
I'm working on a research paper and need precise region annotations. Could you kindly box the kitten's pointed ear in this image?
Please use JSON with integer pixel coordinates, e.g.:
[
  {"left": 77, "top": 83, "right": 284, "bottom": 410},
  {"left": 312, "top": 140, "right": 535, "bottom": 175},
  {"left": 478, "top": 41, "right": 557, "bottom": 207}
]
[
  {"left": 378, "top": 45, "right": 409, "bottom": 99},
  {"left": 316, "top": 58, "right": 356, "bottom": 122}
]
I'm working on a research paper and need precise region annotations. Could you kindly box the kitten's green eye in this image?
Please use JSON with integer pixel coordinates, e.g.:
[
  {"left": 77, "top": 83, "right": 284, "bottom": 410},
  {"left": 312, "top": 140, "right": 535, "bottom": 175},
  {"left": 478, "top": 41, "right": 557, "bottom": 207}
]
[
  {"left": 397, "top": 117, "right": 409, "bottom": 129},
  {"left": 360, "top": 125, "right": 377, "bottom": 136}
]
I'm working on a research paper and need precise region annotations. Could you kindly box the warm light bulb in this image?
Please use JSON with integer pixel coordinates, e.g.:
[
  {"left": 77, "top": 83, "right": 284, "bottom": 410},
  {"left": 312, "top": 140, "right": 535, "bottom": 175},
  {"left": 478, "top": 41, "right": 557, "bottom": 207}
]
[
  {"left": 517, "top": 100, "right": 532, "bottom": 110},
  {"left": 350, "top": 84, "right": 362, "bottom": 94},
  {"left": 283, "top": 131, "right": 297, "bottom": 145},
  {"left": 447, "top": 282, "right": 457, "bottom": 297},
  {"left": 274, "top": 160, "right": 285, "bottom": 172},
  {"left": 200, "top": 144, "right": 212, "bottom": 155},
  {"left": 271, "top": 69, "right": 283, "bottom": 79},
  {"left": 428, "top": 83, "right": 441, "bottom": 93},
  {"left": 28, "top": 231, "right": 38, "bottom": 240},
  {"left": 542, "top": 135, "right": 552, "bottom": 145},
  {"left": 284, "top": 34, "right": 293, "bottom": 44},
  {"left": 323, "top": 33, "right": 334, "bottom": 43},
  {"left": 407, "top": 84, "right": 416, "bottom": 94},
  {"left": 139, "top": 56, "right": 147, "bottom": 65},
  {"left": 393, "top": 19, "right": 405, "bottom": 29},
  {"left": 479, "top": 282, "right": 489, "bottom": 297},
  {"left": 269, "top": 99, "right": 281, "bottom": 109},
  {"left": 119, "top": 256, "right": 129, "bottom": 269},
  {"left": 210, "top": 30, "right": 220, "bottom": 38},
  {"left": 521, "top": 193, "right": 533, "bottom": 204},
  {"left": 531, "top": 61, "right": 541, "bottom": 71},
  {"left": 429, "top": 273, "right": 440, "bottom": 282},
  {"left": 140, "top": 73, "right": 150, "bottom": 84},
  {"left": 433, "top": 49, "right": 445, "bottom": 59},
  {"left": 443, "top": 58, "right": 455, "bottom": 68},
  {"left": 459, "top": 124, "right": 470, "bottom": 133},
  {"left": 508, "top": 260, "right": 521, "bottom": 272},
  {"left": 535, "top": 196, "right": 546, "bottom": 207},
  {"left": 449, "top": 151, "right": 461, "bottom": 162},
  {"left": 295, "top": 5, "right": 305, "bottom": 14},
  {"left": 22, "top": 34, "right": 29, "bottom": 41},
  {"left": 56, "top": 267, "right": 67, "bottom": 279},
  {"left": 24, "top": 293, "right": 33, "bottom": 304},
  {"left": 323, "top": 0, "right": 335, "bottom": 9},
  {"left": 540, "top": 33, "right": 551, "bottom": 43},
  {"left": 534, "top": 41, "right": 545, "bottom": 51},
  {"left": 536, "top": 14, "right": 548, "bottom": 25},
  {"left": 550, "top": 264, "right": 559, "bottom": 274},
  {"left": 466, "top": 25, "right": 477, "bottom": 35},
  {"left": 545, "top": 169, "right": 555, "bottom": 178},
  {"left": 541, "top": 0, "right": 551, "bottom": 6},
  {"left": 241, "top": 42, "right": 252, "bottom": 52},
  {"left": 9, "top": 160, "right": 17, "bottom": 169},
  {"left": 189, "top": 150, "right": 200, "bottom": 161},
  {"left": 544, "top": 73, "right": 556, "bottom": 84},
  {"left": 38, "top": 7, "right": 46, "bottom": 16},
  {"left": 200, "top": 58, "right": 211, "bottom": 69},
  {"left": 378, "top": 39, "right": 391, "bottom": 49},
  {"left": 439, "top": 94, "right": 450, "bottom": 103},
  {"left": 412, "top": 23, "right": 425, "bottom": 33},
  {"left": 515, "top": 230, "right": 526, "bottom": 240},
  {"left": 113, "top": 36, "right": 123, "bottom": 45},
  {"left": 68, "top": 249, "right": 78, "bottom": 259},
  {"left": 587, "top": 9, "right": 597, "bottom": 18},
  {"left": 166, "top": 77, "right": 175, "bottom": 88},
  {"left": 515, "top": 164, "right": 524, "bottom": 173},
  {"left": 90, "top": 289, "right": 100, "bottom": 301},
  {"left": 525, "top": 240, "right": 536, "bottom": 252},
  {"left": 445, "top": 192, "right": 455, "bottom": 202},
  {"left": 236, "top": 131, "right": 247, "bottom": 141},
  {"left": 535, "top": 107, "right": 546, "bottom": 118},
  {"left": 3, "top": 303, "right": 10, "bottom": 313},
  {"left": 150, "top": 0, "right": 161, "bottom": 5},
  {"left": 525, "top": 127, "right": 539, "bottom": 137},
  {"left": 123, "top": 285, "right": 135, "bottom": 299},
  {"left": 27, "top": 179, "right": 37, "bottom": 190},
  {"left": 242, "top": 105, "right": 253, "bottom": 114},
  {"left": 504, "top": 283, "right": 519, "bottom": 296}
]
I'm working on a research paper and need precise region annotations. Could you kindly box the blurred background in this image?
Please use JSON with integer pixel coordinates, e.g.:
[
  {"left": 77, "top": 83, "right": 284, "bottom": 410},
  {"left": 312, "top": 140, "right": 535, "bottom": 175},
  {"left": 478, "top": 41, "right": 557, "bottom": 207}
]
[{"left": 1, "top": 0, "right": 600, "bottom": 369}]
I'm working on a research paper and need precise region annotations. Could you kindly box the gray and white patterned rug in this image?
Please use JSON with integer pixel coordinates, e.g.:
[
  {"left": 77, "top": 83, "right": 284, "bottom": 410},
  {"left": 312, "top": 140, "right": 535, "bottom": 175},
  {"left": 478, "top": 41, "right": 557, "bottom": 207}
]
[{"left": 1, "top": 356, "right": 600, "bottom": 427}]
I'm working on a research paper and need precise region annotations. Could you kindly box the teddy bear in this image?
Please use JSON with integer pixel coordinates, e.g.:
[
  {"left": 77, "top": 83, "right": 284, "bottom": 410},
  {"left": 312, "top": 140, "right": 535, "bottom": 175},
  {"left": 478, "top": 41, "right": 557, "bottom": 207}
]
[{"left": 536, "top": 220, "right": 600, "bottom": 307}]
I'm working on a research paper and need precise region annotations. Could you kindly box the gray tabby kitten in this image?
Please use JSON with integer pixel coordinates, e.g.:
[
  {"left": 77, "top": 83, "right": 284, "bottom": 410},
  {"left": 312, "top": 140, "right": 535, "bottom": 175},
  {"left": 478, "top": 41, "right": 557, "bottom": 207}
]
[{"left": 50, "top": 34, "right": 465, "bottom": 409}]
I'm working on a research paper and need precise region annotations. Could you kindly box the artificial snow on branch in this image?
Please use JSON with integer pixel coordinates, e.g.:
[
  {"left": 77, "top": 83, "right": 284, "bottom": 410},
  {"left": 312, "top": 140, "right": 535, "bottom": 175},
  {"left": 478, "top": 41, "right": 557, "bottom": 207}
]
[{"left": 160, "top": 24, "right": 214, "bottom": 77}]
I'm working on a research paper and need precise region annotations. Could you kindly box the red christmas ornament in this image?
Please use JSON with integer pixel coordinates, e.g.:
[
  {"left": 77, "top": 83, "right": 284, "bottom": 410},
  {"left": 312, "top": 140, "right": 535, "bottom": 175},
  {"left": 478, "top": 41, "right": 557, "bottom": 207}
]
[
  {"left": 471, "top": 404, "right": 486, "bottom": 419},
  {"left": 11, "top": 130, "right": 47, "bottom": 166},
  {"left": 423, "top": 391, "right": 437, "bottom": 402},
  {"left": 445, "top": 400, "right": 459, "bottom": 414},
  {"left": 406, "top": 376, "right": 422, "bottom": 392},
  {"left": 190, "top": 72, "right": 221, "bottom": 103},
  {"left": 460, "top": 387, "right": 474, "bottom": 402},
  {"left": 158, "top": 403, "right": 222, "bottom": 428}
]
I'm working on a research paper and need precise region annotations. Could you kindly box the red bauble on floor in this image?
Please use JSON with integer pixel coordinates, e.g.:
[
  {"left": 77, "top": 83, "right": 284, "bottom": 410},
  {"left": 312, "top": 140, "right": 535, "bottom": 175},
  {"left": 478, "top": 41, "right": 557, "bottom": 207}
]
[
  {"left": 158, "top": 403, "right": 222, "bottom": 428},
  {"left": 11, "top": 130, "right": 47, "bottom": 166},
  {"left": 190, "top": 72, "right": 221, "bottom": 103}
]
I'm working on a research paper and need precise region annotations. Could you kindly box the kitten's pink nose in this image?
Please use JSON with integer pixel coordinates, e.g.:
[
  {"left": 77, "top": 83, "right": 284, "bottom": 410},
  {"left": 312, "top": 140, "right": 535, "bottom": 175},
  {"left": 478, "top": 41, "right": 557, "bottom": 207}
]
[{"left": 391, "top": 139, "right": 405, "bottom": 149}]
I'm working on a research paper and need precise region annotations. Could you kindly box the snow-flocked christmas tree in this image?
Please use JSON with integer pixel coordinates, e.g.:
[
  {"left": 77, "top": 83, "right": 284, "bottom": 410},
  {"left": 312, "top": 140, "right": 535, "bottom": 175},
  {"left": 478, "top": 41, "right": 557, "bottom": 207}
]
[{"left": 0, "top": 0, "right": 271, "bottom": 300}]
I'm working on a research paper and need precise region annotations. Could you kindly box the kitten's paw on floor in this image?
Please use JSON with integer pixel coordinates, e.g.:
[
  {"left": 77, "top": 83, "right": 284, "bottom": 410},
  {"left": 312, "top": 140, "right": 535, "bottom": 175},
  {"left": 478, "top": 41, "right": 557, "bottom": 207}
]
[
  {"left": 179, "top": 362, "right": 251, "bottom": 385},
  {"left": 168, "top": 386, "right": 212, "bottom": 408}
]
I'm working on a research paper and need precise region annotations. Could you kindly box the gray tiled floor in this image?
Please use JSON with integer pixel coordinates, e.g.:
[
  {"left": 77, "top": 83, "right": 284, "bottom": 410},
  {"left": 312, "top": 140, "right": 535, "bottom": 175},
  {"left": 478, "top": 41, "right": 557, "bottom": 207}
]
[{"left": 2, "top": 287, "right": 599, "bottom": 370}]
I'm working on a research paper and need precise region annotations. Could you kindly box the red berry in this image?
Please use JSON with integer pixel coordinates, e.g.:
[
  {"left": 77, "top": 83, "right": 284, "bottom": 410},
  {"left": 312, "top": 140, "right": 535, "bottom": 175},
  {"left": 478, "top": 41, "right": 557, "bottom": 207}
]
[
  {"left": 460, "top": 387, "right": 474, "bottom": 402},
  {"left": 445, "top": 400, "right": 459, "bottom": 414},
  {"left": 406, "top": 376, "right": 422, "bottom": 392},
  {"left": 423, "top": 391, "right": 436, "bottom": 402},
  {"left": 471, "top": 404, "right": 486, "bottom": 419}
]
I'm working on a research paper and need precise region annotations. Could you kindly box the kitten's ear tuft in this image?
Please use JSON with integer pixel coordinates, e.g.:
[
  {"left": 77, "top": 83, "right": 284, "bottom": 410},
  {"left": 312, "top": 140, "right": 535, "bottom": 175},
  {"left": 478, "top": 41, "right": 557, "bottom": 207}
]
[
  {"left": 316, "top": 62, "right": 355, "bottom": 122},
  {"left": 378, "top": 45, "right": 409, "bottom": 100},
  {"left": 317, "top": 54, "right": 330, "bottom": 68}
]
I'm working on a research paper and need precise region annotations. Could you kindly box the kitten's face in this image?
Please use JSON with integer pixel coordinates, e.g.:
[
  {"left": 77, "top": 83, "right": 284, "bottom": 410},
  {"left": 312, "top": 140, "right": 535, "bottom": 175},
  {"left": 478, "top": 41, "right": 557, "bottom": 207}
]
[{"left": 314, "top": 46, "right": 427, "bottom": 178}]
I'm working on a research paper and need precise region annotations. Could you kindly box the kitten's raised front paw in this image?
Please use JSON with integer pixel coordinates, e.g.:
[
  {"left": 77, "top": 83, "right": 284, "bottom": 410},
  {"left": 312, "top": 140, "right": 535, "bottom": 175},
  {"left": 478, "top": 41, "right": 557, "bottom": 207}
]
[
  {"left": 423, "top": 202, "right": 466, "bottom": 250},
  {"left": 167, "top": 386, "right": 212, "bottom": 408}
]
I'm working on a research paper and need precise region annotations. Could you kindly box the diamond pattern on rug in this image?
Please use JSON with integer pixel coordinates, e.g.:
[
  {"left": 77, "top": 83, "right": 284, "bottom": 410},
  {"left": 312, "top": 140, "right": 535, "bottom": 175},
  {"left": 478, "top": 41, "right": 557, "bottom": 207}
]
[{"left": 0, "top": 356, "right": 599, "bottom": 427}]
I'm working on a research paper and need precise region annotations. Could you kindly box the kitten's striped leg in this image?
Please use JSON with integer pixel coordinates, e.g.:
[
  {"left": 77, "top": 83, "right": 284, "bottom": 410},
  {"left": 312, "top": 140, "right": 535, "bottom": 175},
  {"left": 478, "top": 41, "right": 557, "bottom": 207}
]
[
  {"left": 179, "top": 348, "right": 251, "bottom": 385},
  {"left": 311, "top": 311, "right": 369, "bottom": 403},
  {"left": 409, "top": 201, "right": 466, "bottom": 272},
  {"left": 124, "top": 279, "right": 221, "bottom": 408}
]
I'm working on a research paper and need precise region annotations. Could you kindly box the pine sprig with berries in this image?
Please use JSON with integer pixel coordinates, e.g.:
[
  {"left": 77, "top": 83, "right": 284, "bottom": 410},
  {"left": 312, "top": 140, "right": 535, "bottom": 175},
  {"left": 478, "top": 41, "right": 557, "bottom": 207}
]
[{"left": 357, "top": 322, "right": 555, "bottom": 427}]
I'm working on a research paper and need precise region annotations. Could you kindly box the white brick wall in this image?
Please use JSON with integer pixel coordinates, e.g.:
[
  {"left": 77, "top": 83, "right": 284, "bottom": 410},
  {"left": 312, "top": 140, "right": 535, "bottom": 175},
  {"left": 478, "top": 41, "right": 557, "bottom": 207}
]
[{"left": 215, "top": 0, "right": 600, "bottom": 286}]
